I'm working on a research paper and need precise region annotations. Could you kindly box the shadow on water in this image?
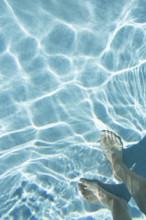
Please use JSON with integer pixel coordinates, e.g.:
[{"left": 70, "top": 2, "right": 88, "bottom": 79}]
[{"left": 90, "top": 135, "right": 146, "bottom": 202}]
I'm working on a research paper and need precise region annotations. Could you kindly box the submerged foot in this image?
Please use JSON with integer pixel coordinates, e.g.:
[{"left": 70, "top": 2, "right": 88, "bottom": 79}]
[
  {"left": 78, "top": 183, "right": 100, "bottom": 204},
  {"left": 100, "top": 130, "right": 124, "bottom": 181},
  {"left": 100, "top": 130, "right": 123, "bottom": 162},
  {"left": 78, "top": 178, "right": 123, "bottom": 208},
  {"left": 78, "top": 178, "right": 131, "bottom": 219}
]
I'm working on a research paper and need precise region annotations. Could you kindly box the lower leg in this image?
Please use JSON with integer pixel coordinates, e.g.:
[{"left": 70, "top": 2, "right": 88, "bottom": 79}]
[
  {"left": 100, "top": 130, "right": 146, "bottom": 215},
  {"left": 112, "top": 154, "right": 146, "bottom": 215},
  {"left": 112, "top": 198, "right": 132, "bottom": 220}
]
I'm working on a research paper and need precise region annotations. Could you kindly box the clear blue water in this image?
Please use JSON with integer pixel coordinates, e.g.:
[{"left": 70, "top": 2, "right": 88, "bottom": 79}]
[{"left": 0, "top": 0, "right": 146, "bottom": 219}]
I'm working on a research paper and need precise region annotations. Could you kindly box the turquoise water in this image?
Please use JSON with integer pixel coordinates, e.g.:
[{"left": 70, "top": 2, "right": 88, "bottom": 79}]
[{"left": 0, "top": 0, "right": 146, "bottom": 219}]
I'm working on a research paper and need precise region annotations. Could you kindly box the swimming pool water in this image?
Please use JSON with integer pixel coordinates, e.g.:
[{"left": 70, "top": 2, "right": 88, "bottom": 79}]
[{"left": 0, "top": 0, "right": 146, "bottom": 219}]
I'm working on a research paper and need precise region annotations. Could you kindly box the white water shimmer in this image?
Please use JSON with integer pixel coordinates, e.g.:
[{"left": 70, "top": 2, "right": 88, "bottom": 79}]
[{"left": 0, "top": 0, "right": 146, "bottom": 219}]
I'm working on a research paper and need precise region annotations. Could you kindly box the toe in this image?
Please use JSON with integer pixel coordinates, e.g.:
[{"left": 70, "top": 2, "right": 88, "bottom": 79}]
[
  {"left": 79, "top": 178, "right": 92, "bottom": 189},
  {"left": 78, "top": 183, "right": 99, "bottom": 204},
  {"left": 100, "top": 130, "right": 123, "bottom": 148},
  {"left": 78, "top": 183, "right": 87, "bottom": 191},
  {"left": 79, "top": 178, "right": 98, "bottom": 192},
  {"left": 100, "top": 130, "right": 109, "bottom": 146},
  {"left": 80, "top": 178, "right": 88, "bottom": 185}
]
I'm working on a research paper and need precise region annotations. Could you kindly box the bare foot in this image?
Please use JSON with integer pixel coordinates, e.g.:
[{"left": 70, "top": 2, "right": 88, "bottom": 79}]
[
  {"left": 78, "top": 178, "right": 132, "bottom": 220},
  {"left": 78, "top": 183, "right": 100, "bottom": 204},
  {"left": 100, "top": 130, "right": 123, "bottom": 162},
  {"left": 78, "top": 178, "right": 124, "bottom": 208}
]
